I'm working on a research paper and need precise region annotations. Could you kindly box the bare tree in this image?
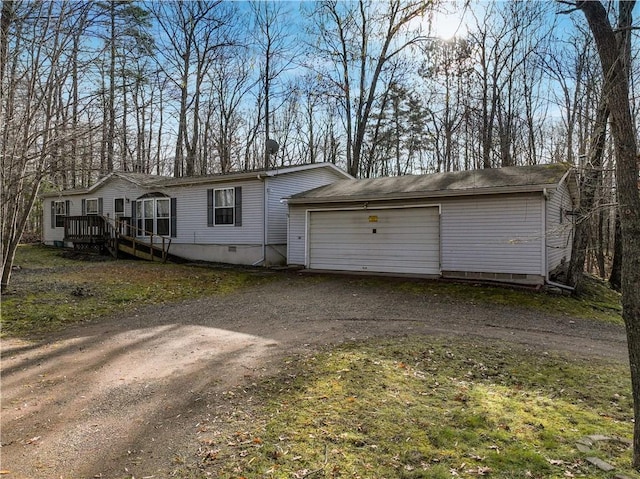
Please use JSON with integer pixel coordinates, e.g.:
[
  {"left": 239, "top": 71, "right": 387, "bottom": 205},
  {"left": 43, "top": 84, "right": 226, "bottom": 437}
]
[
  {"left": 1, "top": 0, "right": 93, "bottom": 291},
  {"left": 566, "top": 0, "right": 640, "bottom": 467},
  {"left": 468, "top": 2, "right": 554, "bottom": 169},
  {"left": 420, "top": 38, "right": 473, "bottom": 172},
  {"left": 152, "top": 0, "right": 231, "bottom": 177},
  {"left": 309, "top": 0, "right": 434, "bottom": 177},
  {"left": 250, "top": 1, "right": 298, "bottom": 170},
  {"left": 207, "top": 45, "right": 255, "bottom": 173}
]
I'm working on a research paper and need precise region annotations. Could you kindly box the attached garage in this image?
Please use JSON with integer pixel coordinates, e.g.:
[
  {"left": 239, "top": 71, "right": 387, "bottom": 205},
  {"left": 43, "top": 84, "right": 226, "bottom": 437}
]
[
  {"left": 308, "top": 206, "right": 440, "bottom": 275},
  {"left": 287, "top": 164, "right": 577, "bottom": 286}
]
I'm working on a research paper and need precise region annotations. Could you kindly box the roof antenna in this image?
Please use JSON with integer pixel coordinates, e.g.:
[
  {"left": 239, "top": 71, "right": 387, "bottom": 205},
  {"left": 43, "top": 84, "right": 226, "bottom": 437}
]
[{"left": 266, "top": 139, "right": 279, "bottom": 155}]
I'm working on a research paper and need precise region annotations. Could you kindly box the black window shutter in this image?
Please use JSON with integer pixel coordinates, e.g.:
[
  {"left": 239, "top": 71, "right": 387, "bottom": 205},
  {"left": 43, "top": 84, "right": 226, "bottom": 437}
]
[
  {"left": 234, "top": 187, "right": 242, "bottom": 227},
  {"left": 51, "top": 201, "right": 56, "bottom": 228},
  {"left": 207, "top": 189, "right": 214, "bottom": 226},
  {"left": 65, "top": 200, "right": 70, "bottom": 216},
  {"left": 98, "top": 198, "right": 103, "bottom": 214},
  {"left": 81, "top": 199, "right": 86, "bottom": 215},
  {"left": 170, "top": 198, "right": 177, "bottom": 238}
]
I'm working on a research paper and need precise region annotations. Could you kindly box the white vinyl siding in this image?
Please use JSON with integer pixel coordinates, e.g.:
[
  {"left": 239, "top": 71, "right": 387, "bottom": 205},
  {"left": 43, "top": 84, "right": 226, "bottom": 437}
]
[
  {"left": 288, "top": 206, "right": 307, "bottom": 265},
  {"left": 308, "top": 207, "right": 440, "bottom": 275},
  {"left": 546, "top": 182, "right": 573, "bottom": 272},
  {"left": 165, "top": 181, "right": 263, "bottom": 245},
  {"left": 440, "top": 194, "right": 544, "bottom": 275},
  {"left": 267, "top": 168, "right": 347, "bottom": 244},
  {"left": 290, "top": 194, "right": 547, "bottom": 278},
  {"left": 82, "top": 178, "right": 146, "bottom": 219},
  {"left": 41, "top": 164, "right": 349, "bottom": 264}
]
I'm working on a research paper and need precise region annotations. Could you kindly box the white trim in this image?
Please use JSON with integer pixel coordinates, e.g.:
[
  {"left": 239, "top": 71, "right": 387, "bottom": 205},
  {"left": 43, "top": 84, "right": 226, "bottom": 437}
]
[
  {"left": 54, "top": 200, "right": 66, "bottom": 227},
  {"left": 213, "top": 187, "right": 235, "bottom": 226},
  {"left": 541, "top": 189, "right": 548, "bottom": 277},
  {"left": 114, "top": 197, "right": 126, "bottom": 216},
  {"left": 86, "top": 198, "right": 99, "bottom": 215}
]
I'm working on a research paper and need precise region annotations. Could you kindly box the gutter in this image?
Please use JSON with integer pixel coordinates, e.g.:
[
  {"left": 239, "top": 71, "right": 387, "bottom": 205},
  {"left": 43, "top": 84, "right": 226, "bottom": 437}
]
[{"left": 287, "top": 184, "right": 561, "bottom": 205}]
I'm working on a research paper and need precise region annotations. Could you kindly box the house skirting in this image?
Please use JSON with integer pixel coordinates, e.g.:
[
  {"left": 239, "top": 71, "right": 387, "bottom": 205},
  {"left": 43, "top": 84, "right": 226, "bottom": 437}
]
[
  {"left": 441, "top": 270, "right": 544, "bottom": 286},
  {"left": 168, "top": 243, "right": 287, "bottom": 266}
]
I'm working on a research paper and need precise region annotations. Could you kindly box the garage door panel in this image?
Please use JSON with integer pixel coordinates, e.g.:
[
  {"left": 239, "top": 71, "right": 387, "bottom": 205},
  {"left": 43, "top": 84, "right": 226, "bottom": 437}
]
[{"left": 308, "top": 207, "right": 440, "bottom": 275}]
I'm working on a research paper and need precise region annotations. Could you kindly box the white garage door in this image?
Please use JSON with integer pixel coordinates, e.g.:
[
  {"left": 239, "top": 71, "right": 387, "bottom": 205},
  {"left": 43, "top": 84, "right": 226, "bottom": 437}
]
[{"left": 308, "top": 207, "right": 440, "bottom": 275}]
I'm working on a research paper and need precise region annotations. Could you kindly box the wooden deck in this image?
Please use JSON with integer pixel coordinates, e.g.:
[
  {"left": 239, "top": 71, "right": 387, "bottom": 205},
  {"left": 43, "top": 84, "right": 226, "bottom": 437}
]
[{"left": 64, "top": 215, "right": 173, "bottom": 262}]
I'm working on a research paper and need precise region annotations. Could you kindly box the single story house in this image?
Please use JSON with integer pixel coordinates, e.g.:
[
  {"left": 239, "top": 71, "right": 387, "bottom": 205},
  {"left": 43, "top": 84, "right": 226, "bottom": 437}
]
[
  {"left": 42, "top": 163, "right": 352, "bottom": 265},
  {"left": 286, "top": 164, "right": 577, "bottom": 286}
]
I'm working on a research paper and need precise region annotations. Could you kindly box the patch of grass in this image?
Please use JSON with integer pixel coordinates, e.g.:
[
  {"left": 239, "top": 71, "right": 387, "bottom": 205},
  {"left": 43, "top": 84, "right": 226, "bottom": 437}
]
[
  {"left": 1, "top": 244, "right": 271, "bottom": 337},
  {"left": 391, "top": 275, "right": 622, "bottom": 325},
  {"left": 193, "top": 337, "right": 635, "bottom": 479}
]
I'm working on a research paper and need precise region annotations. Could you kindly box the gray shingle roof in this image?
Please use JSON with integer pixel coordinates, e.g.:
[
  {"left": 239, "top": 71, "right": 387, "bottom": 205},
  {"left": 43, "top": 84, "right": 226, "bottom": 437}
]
[
  {"left": 41, "top": 162, "right": 351, "bottom": 197},
  {"left": 288, "top": 164, "right": 574, "bottom": 204}
]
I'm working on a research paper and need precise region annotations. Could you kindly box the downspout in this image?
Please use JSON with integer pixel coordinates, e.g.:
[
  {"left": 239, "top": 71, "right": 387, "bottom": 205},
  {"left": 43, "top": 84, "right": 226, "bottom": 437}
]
[
  {"left": 542, "top": 187, "right": 575, "bottom": 292},
  {"left": 252, "top": 173, "right": 267, "bottom": 266}
]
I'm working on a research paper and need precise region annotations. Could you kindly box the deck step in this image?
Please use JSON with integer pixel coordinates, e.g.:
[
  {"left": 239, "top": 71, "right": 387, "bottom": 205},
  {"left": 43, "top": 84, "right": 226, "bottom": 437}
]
[{"left": 118, "top": 243, "right": 166, "bottom": 262}]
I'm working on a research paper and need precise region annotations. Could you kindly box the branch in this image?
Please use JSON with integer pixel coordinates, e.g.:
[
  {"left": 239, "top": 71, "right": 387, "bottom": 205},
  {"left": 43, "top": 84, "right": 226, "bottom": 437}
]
[{"left": 556, "top": 0, "right": 579, "bottom": 15}]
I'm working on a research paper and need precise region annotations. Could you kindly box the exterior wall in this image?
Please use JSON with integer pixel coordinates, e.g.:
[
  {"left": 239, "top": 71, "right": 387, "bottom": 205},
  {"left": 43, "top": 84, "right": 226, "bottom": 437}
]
[
  {"left": 288, "top": 204, "right": 309, "bottom": 265},
  {"left": 266, "top": 167, "right": 347, "bottom": 244},
  {"left": 42, "top": 178, "right": 265, "bottom": 263},
  {"left": 42, "top": 165, "right": 345, "bottom": 265},
  {"left": 169, "top": 243, "right": 285, "bottom": 265},
  {"left": 439, "top": 193, "right": 545, "bottom": 276},
  {"left": 168, "top": 243, "right": 263, "bottom": 265},
  {"left": 164, "top": 180, "right": 264, "bottom": 246},
  {"left": 289, "top": 192, "right": 547, "bottom": 284},
  {"left": 545, "top": 182, "right": 573, "bottom": 274},
  {"left": 42, "top": 178, "right": 147, "bottom": 245}
]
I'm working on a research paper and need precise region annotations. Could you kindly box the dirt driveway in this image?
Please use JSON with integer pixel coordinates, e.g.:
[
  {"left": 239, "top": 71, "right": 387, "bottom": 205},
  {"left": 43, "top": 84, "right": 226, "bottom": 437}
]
[{"left": 1, "top": 274, "right": 628, "bottom": 478}]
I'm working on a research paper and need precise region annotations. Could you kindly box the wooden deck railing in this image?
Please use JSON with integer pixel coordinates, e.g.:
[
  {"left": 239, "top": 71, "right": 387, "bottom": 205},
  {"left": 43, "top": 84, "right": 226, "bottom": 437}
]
[
  {"left": 64, "top": 215, "right": 172, "bottom": 263},
  {"left": 64, "top": 215, "right": 105, "bottom": 243},
  {"left": 103, "top": 216, "right": 172, "bottom": 263}
]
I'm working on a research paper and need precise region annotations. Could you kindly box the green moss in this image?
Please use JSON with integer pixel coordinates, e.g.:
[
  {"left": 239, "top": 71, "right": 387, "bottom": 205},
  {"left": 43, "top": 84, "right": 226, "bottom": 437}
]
[
  {"left": 393, "top": 275, "right": 622, "bottom": 325},
  {"left": 195, "top": 337, "right": 635, "bottom": 479}
]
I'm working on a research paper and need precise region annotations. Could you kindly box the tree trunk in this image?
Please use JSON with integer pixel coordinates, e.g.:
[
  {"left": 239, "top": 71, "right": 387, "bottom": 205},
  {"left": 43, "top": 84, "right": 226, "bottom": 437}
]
[
  {"left": 610, "top": 209, "right": 622, "bottom": 291},
  {"left": 577, "top": 0, "right": 640, "bottom": 468},
  {"left": 566, "top": 93, "right": 608, "bottom": 292}
]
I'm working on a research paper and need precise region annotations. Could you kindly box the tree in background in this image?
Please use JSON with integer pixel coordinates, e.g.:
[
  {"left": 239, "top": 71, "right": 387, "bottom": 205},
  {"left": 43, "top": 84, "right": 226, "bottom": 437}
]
[
  {"left": 308, "top": 0, "right": 434, "bottom": 177},
  {"left": 250, "top": 1, "right": 298, "bottom": 170},
  {"left": 151, "top": 0, "right": 232, "bottom": 177},
  {"left": 1, "top": 1, "right": 92, "bottom": 291}
]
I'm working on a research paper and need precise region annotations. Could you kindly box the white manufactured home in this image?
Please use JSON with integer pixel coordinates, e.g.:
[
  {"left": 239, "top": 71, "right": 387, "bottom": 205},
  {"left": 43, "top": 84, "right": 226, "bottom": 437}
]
[
  {"left": 286, "top": 164, "right": 577, "bottom": 286},
  {"left": 42, "top": 163, "right": 351, "bottom": 265}
]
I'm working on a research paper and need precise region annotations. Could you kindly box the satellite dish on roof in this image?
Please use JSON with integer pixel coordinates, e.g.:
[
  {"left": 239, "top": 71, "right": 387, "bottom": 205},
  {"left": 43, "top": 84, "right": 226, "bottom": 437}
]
[{"left": 266, "top": 139, "right": 279, "bottom": 155}]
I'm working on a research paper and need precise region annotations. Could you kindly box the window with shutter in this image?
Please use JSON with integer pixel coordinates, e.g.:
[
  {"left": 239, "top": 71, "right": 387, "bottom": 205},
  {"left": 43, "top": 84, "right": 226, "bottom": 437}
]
[{"left": 207, "top": 187, "right": 242, "bottom": 226}]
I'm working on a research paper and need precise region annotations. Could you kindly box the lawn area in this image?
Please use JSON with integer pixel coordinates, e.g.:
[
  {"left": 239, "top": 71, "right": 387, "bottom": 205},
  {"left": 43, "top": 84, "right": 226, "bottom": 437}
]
[
  {"left": 2, "top": 245, "right": 622, "bottom": 339},
  {"left": 192, "top": 336, "right": 635, "bottom": 479},
  {"left": 390, "top": 275, "right": 623, "bottom": 325},
  {"left": 1, "top": 244, "right": 271, "bottom": 337},
  {"left": 1, "top": 245, "right": 633, "bottom": 478}
]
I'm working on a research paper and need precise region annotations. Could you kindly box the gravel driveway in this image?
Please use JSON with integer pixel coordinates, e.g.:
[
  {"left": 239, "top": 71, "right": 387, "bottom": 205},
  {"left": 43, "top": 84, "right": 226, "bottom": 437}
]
[{"left": 1, "top": 273, "right": 628, "bottom": 478}]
